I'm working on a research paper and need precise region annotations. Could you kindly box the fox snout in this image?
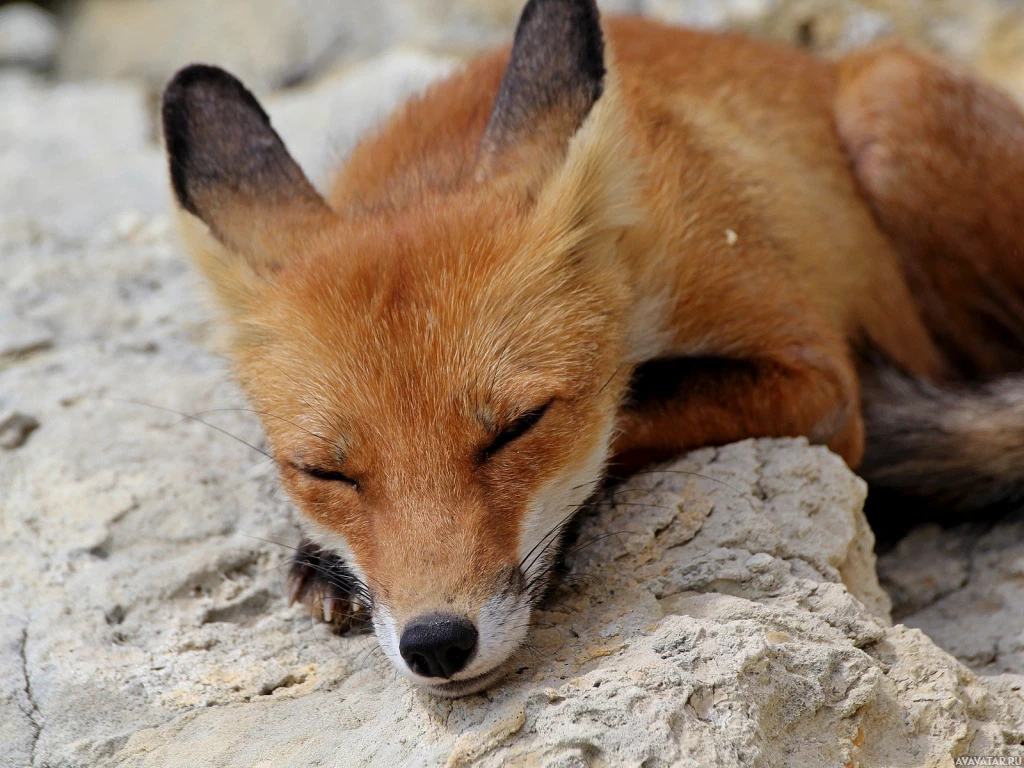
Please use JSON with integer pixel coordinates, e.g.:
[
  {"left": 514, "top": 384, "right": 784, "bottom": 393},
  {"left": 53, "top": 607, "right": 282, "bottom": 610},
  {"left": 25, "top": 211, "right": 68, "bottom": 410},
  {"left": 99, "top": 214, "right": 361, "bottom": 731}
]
[
  {"left": 399, "top": 614, "right": 479, "bottom": 679},
  {"left": 286, "top": 538, "right": 539, "bottom": 694},
  {"left": 367, "top": 553, "right": 540, "bottom": 695}
]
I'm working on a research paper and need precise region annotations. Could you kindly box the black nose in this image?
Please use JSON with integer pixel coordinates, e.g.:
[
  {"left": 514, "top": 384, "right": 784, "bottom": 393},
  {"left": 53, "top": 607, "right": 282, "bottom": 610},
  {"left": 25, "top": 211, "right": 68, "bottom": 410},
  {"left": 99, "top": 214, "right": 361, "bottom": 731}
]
[{"left": 399, "top": 614, "right": 478, "bottom": 679}]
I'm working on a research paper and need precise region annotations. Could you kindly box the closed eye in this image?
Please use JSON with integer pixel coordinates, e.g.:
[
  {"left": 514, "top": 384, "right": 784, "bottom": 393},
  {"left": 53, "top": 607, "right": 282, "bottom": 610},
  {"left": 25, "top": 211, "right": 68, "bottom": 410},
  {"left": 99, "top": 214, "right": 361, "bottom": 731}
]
[
  {"left": 299, "top": 465, "right": 360, "bottom": 490},
  {"left": 481, "top": 400, "right": 553, "bottom": 462}
]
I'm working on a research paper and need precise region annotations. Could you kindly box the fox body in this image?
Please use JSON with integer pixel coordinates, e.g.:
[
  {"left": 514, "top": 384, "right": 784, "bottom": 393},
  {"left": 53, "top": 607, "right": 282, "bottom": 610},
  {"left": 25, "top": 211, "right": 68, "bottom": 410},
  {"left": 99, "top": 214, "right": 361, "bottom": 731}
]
[{"left": 162, "top": 0, "right": 1024, "bottom": 695}]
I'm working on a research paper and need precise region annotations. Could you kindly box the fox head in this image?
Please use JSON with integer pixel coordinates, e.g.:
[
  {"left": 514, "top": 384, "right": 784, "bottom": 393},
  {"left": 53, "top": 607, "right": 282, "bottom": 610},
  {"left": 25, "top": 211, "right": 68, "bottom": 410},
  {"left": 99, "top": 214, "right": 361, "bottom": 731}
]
[{"left": 162, "top": 0, "right": 653, "bottom": 696}]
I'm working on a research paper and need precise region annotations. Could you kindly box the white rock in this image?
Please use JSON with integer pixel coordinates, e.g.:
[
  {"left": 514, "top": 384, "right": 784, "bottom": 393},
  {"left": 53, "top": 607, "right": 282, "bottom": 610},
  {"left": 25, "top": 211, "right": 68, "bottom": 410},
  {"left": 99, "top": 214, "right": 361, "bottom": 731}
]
[
  {"left": 880, "top": 518, "right": 1024, "bottom": 683},
  {"left": 266, "top": 49, "right": 457, "bottom": 188},
  {"left": 58, "top": 0, "right": 395, "bottom": 93},
  {"left": 0, "top": 47, "right": 456, "bottom": 239},
  {"left": 0, "top": 206, "right": 1020, "bottom": 763},
  {"left": 0, "top": 311, "right": 54, "bottom": 359},
  {"left": 644, "top": 0, "right": 780, "bottom": 30},
  {"left": 0, "top": 72, "right": 167, "bottom": 238},
  {"left": 0, "top": 3, "right": 60, "bottom": 70}
]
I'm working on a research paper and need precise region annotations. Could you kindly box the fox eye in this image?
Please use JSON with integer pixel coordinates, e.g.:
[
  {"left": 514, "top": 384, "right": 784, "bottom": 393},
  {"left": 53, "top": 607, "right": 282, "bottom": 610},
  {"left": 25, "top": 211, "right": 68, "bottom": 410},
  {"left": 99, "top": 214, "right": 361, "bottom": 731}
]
[
  {"left": 482, "top": 400, "right": 553, "bottom": 461},
  {"left": 299, "top": 465, "right": 359, "bottom": 490}
]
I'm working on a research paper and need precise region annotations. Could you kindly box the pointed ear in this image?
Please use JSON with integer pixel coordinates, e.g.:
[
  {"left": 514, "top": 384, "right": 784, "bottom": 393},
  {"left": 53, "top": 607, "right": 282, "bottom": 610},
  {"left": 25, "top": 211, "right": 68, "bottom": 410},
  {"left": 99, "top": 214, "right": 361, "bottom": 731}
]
[
  {"left": 477, "top": 0, "right": 605, "bottom": 178},
  {"left": 161, "top": 65, "right": 334, "bottom": 266},
  {"left": 525, "top": 69, "right": 641, "bottom": 272}
]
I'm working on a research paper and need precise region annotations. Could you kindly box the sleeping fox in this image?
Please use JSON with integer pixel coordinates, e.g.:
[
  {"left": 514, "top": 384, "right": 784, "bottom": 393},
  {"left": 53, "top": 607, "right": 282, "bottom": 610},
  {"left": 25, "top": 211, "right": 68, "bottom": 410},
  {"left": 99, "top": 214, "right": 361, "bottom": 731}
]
[{"left": 161, "top": 0, "right": 1024, "bottom": 696}]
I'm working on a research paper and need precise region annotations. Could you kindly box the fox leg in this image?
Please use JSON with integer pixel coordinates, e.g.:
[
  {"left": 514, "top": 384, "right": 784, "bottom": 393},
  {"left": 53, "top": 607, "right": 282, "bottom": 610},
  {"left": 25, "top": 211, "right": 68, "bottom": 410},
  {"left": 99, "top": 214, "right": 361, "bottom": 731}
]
[
  {"left": 612, "top": 350, "right": 863, "bottom": 475},
  {"left": 835, "top": 45, "right": 1024, "bottom": 376},
  {"left": 611, "top": 283, "right": 863, "bottom": 474},
  {"left": 286, "top": 538, "right": 371, "bottom": 632}
]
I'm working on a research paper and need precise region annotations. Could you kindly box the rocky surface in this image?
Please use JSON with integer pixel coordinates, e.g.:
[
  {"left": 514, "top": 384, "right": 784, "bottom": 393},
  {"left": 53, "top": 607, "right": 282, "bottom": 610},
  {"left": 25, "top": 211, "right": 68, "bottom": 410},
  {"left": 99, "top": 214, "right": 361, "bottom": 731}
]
[
  {"left": 57, "top": 0, "right": 393, "bottom": 93},
  {"left": 47, "top": 0, "right": 1024, "bottom": 102},
  {"left": 3, "top": 3, "right": 1024, "bottom": 766},
  {"left": 878, "top": 518, "right": 1024, "bottom": 707},
  {"left": 0, "top": 71, "right": 165, "bottom": 238},
  {"left": 0, "top": 3, "right": 59, "bottom": 71},
  {"left": 4, "top": 247, "right": 1021, "bottom": 764}
]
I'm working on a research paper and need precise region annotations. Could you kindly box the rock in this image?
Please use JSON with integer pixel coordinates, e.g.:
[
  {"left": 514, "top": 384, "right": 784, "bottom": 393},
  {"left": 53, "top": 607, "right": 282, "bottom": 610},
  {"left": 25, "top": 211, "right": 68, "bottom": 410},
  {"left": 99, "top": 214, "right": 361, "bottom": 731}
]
[
  {"left": 384, "top": 0, "right": 642, "bottom": 52},
  {"left": 879, "top": 516, "right": 1024, "bottom": 682},
  {"left": 641, "top": 0, "right": 1024, "bottom": 101},
  {"left": 0, "top": 3, "right": 60, "bottom": 71},
  {"left": 58, "top": 0, "right": 394, "bottom": 94},
  {"left": 0, "top": 312, "right": 54, "bottom": 359},
  {"left": 644, "top": 0, "right": 781, "bottom": 31},
  {"left": 0, "top": 411, "right": 40, "bottom": 450},
  {"left": 1, "top": 208, "right": 1021, "bottom": 765},
  {"left": 0, "top": 48, "right": 455, "bottom": 237},
  {"left": 55, "top": 0, "right": 642, "bottom": 92},
  {"left": 1, "top": 20, "right": 1023, "bottom": 767},
  {"left": 265, "top": 49, "right": 457, "bottom": 188},
  {"left": 877, "top": 524, "right": 973, "bottom": 620},
  {"left": 384, "top": 0, "right": 526, "bottom": 52},
  {"left": 0, "top": 72, "right": 166, "bottom": 238},
  {"left": 0, "top": 618, "right": 37, "bottom": 768},
  {"left": 50, "top": 0, "right": 1024, "bottom": 104}
]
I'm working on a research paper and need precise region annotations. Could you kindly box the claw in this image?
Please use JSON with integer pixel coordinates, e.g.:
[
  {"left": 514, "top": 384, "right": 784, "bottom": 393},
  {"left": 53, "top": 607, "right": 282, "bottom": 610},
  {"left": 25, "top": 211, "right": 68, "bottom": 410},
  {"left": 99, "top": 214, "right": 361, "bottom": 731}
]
[
  {"left": 287, "top": 574, "right": 304, "bottom": 606},
  {"left": 286, "top": 538, "right": 370, "bottom": 634},
  {"left": 322, "top": 595, "right": 335, "bottom": 623}
]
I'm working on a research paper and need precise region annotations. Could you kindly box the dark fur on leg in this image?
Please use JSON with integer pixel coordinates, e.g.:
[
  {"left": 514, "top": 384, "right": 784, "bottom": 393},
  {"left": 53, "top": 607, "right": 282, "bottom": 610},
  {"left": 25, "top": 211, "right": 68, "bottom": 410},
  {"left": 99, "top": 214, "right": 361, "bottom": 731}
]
[{"left": 286, "top": 538, "right": 372, "bottom": 634}]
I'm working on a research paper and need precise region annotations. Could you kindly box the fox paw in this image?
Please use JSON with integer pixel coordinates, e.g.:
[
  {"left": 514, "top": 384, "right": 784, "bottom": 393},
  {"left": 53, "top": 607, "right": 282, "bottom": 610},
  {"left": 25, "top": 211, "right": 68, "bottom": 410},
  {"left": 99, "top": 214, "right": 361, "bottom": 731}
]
[{"left": 286, "top": 538, "right": 371, "bottom": 633}]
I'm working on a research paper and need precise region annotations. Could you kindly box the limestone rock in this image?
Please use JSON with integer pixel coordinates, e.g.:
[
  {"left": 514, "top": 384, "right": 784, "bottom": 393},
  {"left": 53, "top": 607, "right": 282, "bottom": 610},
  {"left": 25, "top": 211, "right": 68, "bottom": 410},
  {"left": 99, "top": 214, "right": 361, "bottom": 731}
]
[
  {"left": 1, "top": 209, "right": 1020, "bottom": 765},
  {"left": 58, "top": 0, "right": 394, "bottom": 94},
  {"left": 0, "top": 72, "right": 166, "bottom": 237},
  {"left": 0, "top": 3, "right": 60, "bottom": 71},
  {"left": 879, "top": 517, "right": 1024, "bottom": 686},
  {"left": 0, "top": 311, "right": 54, "bottom": 360},
  {"left": 2, "top": 23, "right": 1023, "bottom": 768},
  {"left": 55, "top": 0, "right": 641, "bottom": 92},
  {"left": 0, "top": 411, "right": 40, "bottom": 450},
  {"left": 51, "top": 0, "right": 1024, "bottom": 105},
  {"left": 642, "top": 0, "right": 1024, "bottom": 101}
]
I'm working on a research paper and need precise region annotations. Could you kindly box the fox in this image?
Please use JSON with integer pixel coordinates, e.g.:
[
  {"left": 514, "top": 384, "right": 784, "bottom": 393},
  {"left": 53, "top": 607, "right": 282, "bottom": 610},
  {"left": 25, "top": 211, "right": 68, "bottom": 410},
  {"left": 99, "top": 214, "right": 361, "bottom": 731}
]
[{"left": 160, "top": 0, "right": 1024, "bottom": 696}]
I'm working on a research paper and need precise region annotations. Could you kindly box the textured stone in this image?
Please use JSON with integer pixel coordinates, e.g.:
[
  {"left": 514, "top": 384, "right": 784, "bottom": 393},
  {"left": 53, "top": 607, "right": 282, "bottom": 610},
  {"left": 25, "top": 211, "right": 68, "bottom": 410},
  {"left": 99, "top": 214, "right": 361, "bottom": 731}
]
[
  {"left": 0, "top": 312, "right": 54, "bottom": 360},
  {"left": 52, "top": 0, "right": 1024, "bottom": 102},
  {"left": 0, "top": 411, "right": 40, "bottom": 450},
  {"left": 879, "top": 517, "right": 1024, "bottom": 683},
  {"left": 0, "top": 72, "right": 166, "bottom": 237},
  {"left": 58, "top": 0, "right": 394, "bottom": 93},
  {"left": 1, "top": 211, "right": 1021, "bottom": 763},
  {"left": 643, "top": 0, "right": 1024, "bottom": 100},
  {"left": 0, "top": 3, "right": 60, "bottom": 71},
  {"left": 2, "top": 19, "right": 1024, "bottom": 768}
]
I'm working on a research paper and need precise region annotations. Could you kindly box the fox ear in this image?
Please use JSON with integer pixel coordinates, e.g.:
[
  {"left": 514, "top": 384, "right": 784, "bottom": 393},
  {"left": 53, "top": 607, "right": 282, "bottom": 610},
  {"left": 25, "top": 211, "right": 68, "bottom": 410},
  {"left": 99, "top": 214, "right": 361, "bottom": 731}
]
[
  {"left": 161, "top": 65, "right": 334, "bottom": 268},
  {"left": 477, "top": 0, "right": 605, "bottom": 178}
]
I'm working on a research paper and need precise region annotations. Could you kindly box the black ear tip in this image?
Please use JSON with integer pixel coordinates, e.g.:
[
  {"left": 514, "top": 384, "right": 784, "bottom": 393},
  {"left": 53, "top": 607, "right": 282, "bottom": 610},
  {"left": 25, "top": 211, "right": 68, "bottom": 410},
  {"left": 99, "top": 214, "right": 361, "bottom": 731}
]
[
  {"left": 521, "top": 0, "right": 601, "bottom": 23},
  {"left": 161, "top": 64, "right": 273, "bottom": 214},
  {"left": 166, "top": 63, "right": 240, "bottom": 91},
  {"left": 161, "top": 64, "right": 270, "bottom": 135},
  {"left": 514, "top": 0, "right": 605, "bottom": 82}
]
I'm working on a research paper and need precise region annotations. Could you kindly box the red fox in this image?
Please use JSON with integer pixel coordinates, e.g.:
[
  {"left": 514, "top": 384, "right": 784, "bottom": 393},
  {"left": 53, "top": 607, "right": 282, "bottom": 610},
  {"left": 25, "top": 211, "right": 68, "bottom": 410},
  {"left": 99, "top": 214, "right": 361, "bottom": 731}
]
[{"left": 161, "top": 0, "right": 1024, "bottom": 696}]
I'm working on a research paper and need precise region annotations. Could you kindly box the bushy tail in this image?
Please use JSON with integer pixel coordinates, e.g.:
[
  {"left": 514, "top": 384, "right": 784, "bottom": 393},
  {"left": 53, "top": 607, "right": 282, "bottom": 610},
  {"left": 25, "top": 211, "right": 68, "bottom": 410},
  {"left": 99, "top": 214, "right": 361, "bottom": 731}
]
[{"left": 860, "top": 367, "right": 1024, "bottom": 515}]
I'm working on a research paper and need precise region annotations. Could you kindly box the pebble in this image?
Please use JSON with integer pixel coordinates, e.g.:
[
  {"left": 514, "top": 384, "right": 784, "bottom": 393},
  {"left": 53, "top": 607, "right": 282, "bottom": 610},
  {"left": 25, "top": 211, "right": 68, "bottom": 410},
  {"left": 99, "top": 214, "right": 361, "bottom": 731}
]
[{"left": 0, "top": 410, "right": 40, "bottom": 449}]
